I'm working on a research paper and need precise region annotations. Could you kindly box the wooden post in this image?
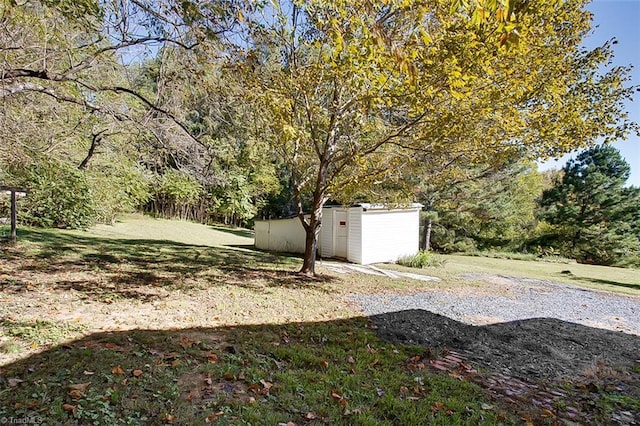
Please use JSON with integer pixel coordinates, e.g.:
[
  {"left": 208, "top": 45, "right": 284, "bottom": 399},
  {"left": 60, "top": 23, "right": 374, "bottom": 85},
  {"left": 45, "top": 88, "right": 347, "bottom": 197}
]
[
  {"left": 10, "top": 190, "right": 17, "bottom": 243},
  {"left": 1, "top": 186, "right": 28, "bottom": 243}
]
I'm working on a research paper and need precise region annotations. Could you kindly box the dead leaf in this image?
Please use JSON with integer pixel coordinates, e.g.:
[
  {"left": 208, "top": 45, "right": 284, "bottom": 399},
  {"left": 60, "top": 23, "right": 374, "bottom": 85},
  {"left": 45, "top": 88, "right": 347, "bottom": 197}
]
[
  {"left": 82, "top": 370, "right": 95, "bottom": 375},
  {"left": 366, "top": 344, "right": 377, "bottom": 354},
  {"left": 184, "top": 389, "right": 199, "bottom": 401},
  {"left": 132, "top": 369, "right": 143, "bottom": 377},
  {"left": 68, "top": 382, "right": 91, "bottom": 392},
  {"left": 8, "top": 378, "right": 24, "bottom": 387},
  {"left": 320, "top": 360, "right": 329, "bottom": 368},
  {"left": 260, "top": 380, "right": 273, "bottom": 390},
  {"left": 171, "top": 359, "right": 181, "bottom": 367},
  {"left": 223, "top": 372, "right": 234, "bottom": 380},
  {"left": 305, "top": 412, "right": 317, "bottom": 420},
  {"left": 112, "top": 365, "right": 125, "bottom": 375},
  {"left": 164, "top": 413, "right": 176, "bottom": 423},
  {"left": 205, "top": 412, "right": 225, "bottom": 423},
  {"left": 180, "top": 337, "right": 194, "bottom": 349},
  {"left": 431, "top": 401, "right": 445, "bottom": 413},
  {"left": 206, "top": 353, "right": 219, "bottom": 363},
  {"left": 481, "top": 403, "right": 494, "bottom": 410},
  {"left": 347, "top": 356, "right": 355, "bottom": 364},
  {"left": 400, "top": 386, "right": 409, "bottom": 394},
  {"left": 62, "top": 403, "right": 77, "bottom": 415},
  {"left": 68, "top": 390, "right": 84, "bottom": 399}
]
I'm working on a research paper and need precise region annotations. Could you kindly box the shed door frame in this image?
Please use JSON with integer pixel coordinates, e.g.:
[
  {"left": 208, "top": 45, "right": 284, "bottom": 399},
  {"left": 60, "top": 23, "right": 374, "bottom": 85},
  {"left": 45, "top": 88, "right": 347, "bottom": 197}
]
[{"left": 333, "top": 209, "right": 348, "bottom": 259}]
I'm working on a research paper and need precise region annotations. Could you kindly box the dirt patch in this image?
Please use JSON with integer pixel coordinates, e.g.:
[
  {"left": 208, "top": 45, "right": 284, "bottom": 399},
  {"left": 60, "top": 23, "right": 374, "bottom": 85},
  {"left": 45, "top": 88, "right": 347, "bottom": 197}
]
[
  {"left": 371, "top": 309, "right": 640, "bottom": 423},
  {"left": 371, "top": 309, "right": 640, "bottom": 381}
]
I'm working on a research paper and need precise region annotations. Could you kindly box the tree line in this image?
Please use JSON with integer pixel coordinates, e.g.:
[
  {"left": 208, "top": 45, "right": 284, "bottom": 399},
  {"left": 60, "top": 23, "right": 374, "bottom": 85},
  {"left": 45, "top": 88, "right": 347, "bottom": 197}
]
[
  {"left": 0, "top": 0, "right": 638, "bottom": 271},
  {"left": 422, "top": 146, "right": 640, "bottom": 267}
]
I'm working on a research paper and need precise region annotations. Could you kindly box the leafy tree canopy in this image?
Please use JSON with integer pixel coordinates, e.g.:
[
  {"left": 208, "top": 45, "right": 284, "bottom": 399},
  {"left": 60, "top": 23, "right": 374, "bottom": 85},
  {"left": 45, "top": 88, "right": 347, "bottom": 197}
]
[{"left": 237, "top": 0, "right": 638, "bottom": 274}]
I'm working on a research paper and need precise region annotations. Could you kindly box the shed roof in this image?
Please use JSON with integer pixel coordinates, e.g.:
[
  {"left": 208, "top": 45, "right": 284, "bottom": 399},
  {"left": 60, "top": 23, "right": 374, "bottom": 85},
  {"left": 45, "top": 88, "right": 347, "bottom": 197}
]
[{"left": 323, "top": 203, "right": 423, "bottom": 211}]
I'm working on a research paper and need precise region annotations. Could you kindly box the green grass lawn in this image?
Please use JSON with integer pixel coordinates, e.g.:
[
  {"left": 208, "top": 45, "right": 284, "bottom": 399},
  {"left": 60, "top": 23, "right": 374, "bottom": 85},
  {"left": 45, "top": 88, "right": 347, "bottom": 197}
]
[
  {"left": 87, "top": 214, "right": 256, "bottom": 247},
  {"left": 441, "top": 254, "right": 640, "bottom": 296},
  {"left": 0, "top": 218, "right": 638, "bottom": 424}
]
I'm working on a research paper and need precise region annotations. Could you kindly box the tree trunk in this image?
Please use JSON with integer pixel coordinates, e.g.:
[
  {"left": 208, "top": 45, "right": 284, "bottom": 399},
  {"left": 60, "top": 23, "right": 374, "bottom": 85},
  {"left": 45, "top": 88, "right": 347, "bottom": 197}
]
[
  {"left": 299, "top": 203, "right": 322, "bottom": 275},
  {"left": 423, "top": 216, "right": 432, "bottom": 251}
]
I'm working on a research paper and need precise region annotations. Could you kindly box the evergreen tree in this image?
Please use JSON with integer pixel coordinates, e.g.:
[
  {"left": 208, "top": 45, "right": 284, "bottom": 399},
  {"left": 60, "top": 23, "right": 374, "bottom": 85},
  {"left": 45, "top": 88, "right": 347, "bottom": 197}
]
[{"left": 538, "top": 145, "right": 640, "bottom": 266}]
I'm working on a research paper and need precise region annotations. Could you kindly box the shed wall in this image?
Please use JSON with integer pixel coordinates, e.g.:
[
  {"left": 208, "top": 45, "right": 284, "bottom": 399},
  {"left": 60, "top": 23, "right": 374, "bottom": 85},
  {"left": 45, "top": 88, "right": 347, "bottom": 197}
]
[
  {"left": 319, "top": 209, "right": 333, "bottom": 258},
  {"left": 360, "top": 209, "right": 420, "bottom": 264},
  {"left": 254, "top": 217, "right": 306, "bottom": 253},
  {"left": 347, "top": 207, "right": 363, "bottom": 264}
]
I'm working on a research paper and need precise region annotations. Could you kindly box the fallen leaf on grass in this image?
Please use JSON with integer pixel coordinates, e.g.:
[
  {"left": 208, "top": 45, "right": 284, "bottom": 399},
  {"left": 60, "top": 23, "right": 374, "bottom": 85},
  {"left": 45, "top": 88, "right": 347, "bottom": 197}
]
[
  {"left": 68, "top": 382, "right": 90, "bottom": 391},
  {"left": 8, "top": 378, "right": 24, "bottom": 387},
  {"left": 305, "top": 412, "right": 317, "bottom": 420},
  {"left": 68, "top": 382, "right": 90, "bottom": 399},
  {"left": 205, "top": 412, "right": 225, "bottom": 423},
  {"left": 540, "top": 408, "right": 556, "bottom": 418},
  {"left": 184, "top": 389, "right": 199, "bottom": 401},
  {"left": 62, "top": 403, "right": 77, "bottom": 415},
  {"left": 112, "top": 365, "right": 125, "bottom": 375},
  {"left": 277, "top": 422, "right": 296, "bottom": 426},
  {"left": 132, "top": 369, "right": 143, "bottom": 377},
  {"left": 431, "top": 401, "right": 445, "bottom": 414},
  {"left": 164, "top": 413, "right": 176, "bottom": 423},
  {"left": 206, "top": 353, "right": 219, "bottom": 363},
  {"left": 330, "top": 389, "right": 348, "bottom": 407},
  {"left": 260, "top": 380, "right": 273, "bottom": 391},
  {"left": 179, "top": 337, "right": 195, "bottom": 349}
]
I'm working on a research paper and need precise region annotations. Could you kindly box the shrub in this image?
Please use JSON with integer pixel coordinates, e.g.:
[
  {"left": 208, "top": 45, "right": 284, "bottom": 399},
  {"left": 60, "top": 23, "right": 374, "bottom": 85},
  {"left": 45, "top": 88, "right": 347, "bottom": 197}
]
[
  {"left": 89, "top": 165, "right": 151, "bottom": 224},
  {"left": 397, "top": 250, "right": 444, "bottom": 268},
  {"left": 18, "top": 160, "right": 97, "bottom": 229}
]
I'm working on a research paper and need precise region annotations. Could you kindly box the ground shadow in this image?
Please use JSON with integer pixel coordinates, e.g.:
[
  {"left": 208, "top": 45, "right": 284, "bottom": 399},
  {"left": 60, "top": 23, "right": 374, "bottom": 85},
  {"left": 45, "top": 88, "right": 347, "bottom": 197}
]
[
  {"left": 371, "top": 309, "right": 640, "bottom": 382},
  {"left": 209, "top": 225, "right": 255, "bottom": 240},
  {"left": 0, "top": 228, "right": 337, "bottom": 302},
  {"left": 1, "top": 312, "right": 638, "bottom": 425},
  {"left": 570, "top": 275, "right": 640, "bottom": 292}
]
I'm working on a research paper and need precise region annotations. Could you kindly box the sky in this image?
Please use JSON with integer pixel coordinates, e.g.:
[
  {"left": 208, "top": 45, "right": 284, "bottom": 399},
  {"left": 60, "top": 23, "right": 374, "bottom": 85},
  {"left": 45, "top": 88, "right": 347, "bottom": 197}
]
[{"left": 539, "top": 0, "right": 640, "bottom": 187}]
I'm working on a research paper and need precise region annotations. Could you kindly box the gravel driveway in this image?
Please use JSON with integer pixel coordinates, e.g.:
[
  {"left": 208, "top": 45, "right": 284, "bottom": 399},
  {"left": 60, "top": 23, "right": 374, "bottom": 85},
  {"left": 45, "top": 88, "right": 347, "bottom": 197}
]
[{"left": 348, "top": 273, "right": 640, "bottom": 335}]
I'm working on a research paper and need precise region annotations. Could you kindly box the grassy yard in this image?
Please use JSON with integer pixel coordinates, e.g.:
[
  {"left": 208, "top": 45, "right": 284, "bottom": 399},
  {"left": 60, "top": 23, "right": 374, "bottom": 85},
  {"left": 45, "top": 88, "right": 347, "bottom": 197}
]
[
  {"left": 384, "top": 253, "right": 640, "bottom": 297},
  {"left": 0, "top": 217, "right": 638, "bottom": 425}
]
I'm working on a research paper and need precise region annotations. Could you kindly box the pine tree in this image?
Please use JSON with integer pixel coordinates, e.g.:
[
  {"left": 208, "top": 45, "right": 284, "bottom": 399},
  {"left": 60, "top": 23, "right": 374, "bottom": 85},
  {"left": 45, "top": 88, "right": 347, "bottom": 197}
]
[{"left": 538, "top": 145, "right": 640, "bottom": 266}]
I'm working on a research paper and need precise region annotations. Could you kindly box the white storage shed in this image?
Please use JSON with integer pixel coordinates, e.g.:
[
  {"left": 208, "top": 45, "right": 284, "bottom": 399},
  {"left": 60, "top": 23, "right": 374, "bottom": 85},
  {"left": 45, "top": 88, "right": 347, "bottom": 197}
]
[{"left": 254, "top": 203, "right": 422, "bottom": 265}]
